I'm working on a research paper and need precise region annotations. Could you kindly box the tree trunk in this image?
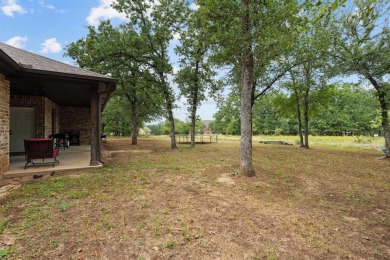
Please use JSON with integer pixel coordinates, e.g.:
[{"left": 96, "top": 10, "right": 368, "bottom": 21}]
[
  {"left": 125, "top": 91, "right": 138, "bottom": 145},
  {"left": 368, "top": 77, "right": 390, "bottom": 158},
  {"left": 190, "top": 107, "right": 196, "bottom": 147},
  {"left": 131, "top": 109, "right": 138, "bottom": 145},
  {"left": 240, "top": 0, "right": 255, "bottom": 177},
  {"left": 167, "top": 105, "right": 177, "bottom": 149},
  {"left": 162, "top": 86, "right": 177, "bottom": 149},
  {"left": 303, "top": 88, "right": 310, "bottom": 149},
  {"left": 158, "top": 69, "right": 177, "bottom": 149},
  {"left": 191, "top": 61, "right": 200, "bottom": 147},
  {"left": 130, "top": 90, "right": 138, "bottom": 145},
  {"left": 302, "top": 63, "right": 312, "bottom": 149},
  {"left": 294, "top": 88, "right": 304, "bottom": 147},
  {"left": 290, "top": 71, "right": 304, "bottom": 147},
  {"left": 250, "top": 80, "right": 256, "bottom": 148}
]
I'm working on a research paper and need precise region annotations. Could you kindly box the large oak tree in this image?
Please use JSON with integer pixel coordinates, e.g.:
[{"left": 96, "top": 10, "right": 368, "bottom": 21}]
[
  {"left": 331, "top": 0, "right": 390, "bottom": 157},
  {"left": 66, "top": 21, "right": 163, "bottom": 145},
  {"left": 113, "top": 0, "right": 189, "bottom": 149},
  {"left": 197, "top": 0, "right": 302, "bottom": 176}
]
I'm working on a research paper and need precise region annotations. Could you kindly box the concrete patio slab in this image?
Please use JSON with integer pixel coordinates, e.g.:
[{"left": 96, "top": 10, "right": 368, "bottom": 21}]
[{"left": 4, "top": 145, "right": 101, "bottom": 183}]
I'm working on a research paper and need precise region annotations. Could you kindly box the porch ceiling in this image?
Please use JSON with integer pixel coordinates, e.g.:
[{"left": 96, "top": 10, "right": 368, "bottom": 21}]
[{"left": 10, "top": 74, "right": 95, "bottom": 107}]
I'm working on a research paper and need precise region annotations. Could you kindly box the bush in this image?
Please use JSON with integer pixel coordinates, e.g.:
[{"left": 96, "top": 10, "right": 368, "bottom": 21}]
[
  {"left": 354, "top": 135, "right": 372, "bottom": 144},
  {"left": 274, "top": 128, "right": 282, "bottom": 136}
]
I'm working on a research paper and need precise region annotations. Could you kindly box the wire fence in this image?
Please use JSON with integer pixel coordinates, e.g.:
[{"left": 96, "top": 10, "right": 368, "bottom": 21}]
[{"left": 177, "top": 134, "right": 218, "bottom": 144}]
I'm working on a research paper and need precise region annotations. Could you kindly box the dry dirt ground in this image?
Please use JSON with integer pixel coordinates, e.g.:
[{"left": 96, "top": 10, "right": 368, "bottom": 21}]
[{"left": 0, "top": 138, "right": 389, "bottom": 259}]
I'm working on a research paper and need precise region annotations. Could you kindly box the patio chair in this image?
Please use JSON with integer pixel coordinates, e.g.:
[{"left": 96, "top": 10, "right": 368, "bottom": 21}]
[
  {"left": 49, "top": 133, "right": 69, "bottom": 150},
  {"left": 68, "top": 130, "right": 80, "bottom": 146},
  {"left": 24, "top": 138, "right": 60, "bottom": 169}
]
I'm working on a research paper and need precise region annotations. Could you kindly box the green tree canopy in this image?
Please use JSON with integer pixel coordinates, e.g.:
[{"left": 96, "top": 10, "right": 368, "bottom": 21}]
[{"left": 331, "top": 0, "right": 390, "bottom": 156}]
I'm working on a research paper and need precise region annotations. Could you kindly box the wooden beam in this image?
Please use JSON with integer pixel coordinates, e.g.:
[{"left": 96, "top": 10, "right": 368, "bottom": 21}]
[{"left": 90, "top": 85, "right": 100, "bottom": 166}]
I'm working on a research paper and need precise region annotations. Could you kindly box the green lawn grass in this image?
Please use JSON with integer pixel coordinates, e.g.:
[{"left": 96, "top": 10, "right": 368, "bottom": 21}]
[
  {"left": 217, "top": 134, "right": 384, "bottom": 150},
  {"left": 0, "top": 136, "right": 389, "bottom": 259}
]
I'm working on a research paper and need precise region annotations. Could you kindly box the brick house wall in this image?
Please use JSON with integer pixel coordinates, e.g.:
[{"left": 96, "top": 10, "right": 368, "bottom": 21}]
[
  {"left": 0, "top": 74, "right": 10, "bottom": 178},
  {"left": 60, "top": 107, "right": 91, "bottom": 145},
  {"left": 10, "top": 95, "right": 46, "bottom": 138},
  {"left": 10, "top": 96, "right": 62, "bottom": 139},
  {"left": 10, "top": 95, "right": 91, "bottom": 145},
  {"left": 44, "top": 98, "right": 60, "bottom": 137}
]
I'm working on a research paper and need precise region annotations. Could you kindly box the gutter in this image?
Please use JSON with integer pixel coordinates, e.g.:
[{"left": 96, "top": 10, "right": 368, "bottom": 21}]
[{"left": 17, "top": 67, "right": 116, "bottom": 84}]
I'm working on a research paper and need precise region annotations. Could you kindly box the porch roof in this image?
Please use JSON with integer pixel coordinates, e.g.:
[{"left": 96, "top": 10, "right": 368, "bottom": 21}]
[{"left": 0, "top": 43, "right": 116, "bottom": 108}]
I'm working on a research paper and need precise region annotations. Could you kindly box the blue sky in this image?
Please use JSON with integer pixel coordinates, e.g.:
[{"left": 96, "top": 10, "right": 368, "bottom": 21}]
[{"left": 0, "top": 0, "right": 217, "bottom": 121}]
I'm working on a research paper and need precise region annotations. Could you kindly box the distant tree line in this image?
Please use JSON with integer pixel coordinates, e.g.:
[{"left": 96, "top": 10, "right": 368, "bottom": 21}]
[
  {"left": 148, "top": 118, "right": 206, "bottom": 136},
  {"left": 211, "top": 83, "right": 380, "bottom": 137}
]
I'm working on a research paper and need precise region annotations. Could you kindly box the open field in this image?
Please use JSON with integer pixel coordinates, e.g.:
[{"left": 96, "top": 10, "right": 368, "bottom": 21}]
[
  {"left": 0, "top": 137, "right": 389, "bottom": 259},
  {"left": 226, "top": 134, "right": 384, "bottom": 150},
  {"left": 142, "top": 134, "right": 385, "bottom": 150}
]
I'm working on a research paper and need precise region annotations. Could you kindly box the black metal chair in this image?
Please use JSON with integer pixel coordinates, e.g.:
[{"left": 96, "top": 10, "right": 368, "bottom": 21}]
[
  {"left": 68, "top": 130, "right": 80, "bottom": 146},
  {"left": 49, "top": 133, "right": 69, "bottom": 150},
  {"left": 101, "top": 133, "right": 107, "bottom": 142}
]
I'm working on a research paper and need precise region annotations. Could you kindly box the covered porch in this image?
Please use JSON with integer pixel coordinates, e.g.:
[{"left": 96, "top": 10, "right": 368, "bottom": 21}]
[
  {"left": 4, "top": 145, "right": 97, "bottom": 184},
  {"left": 0, "top": 43, "right": 116, "bottom": 185}
]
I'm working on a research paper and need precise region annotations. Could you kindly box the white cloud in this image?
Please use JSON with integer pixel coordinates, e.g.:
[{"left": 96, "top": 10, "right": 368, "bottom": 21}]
[
  {"left": 189, "top": 2, "right": 199, "bottom": 10},
  {"left": 172, "top": 31, "right": 181, "bottom": 41},
  {"left": 5, "top": 36, "right": 28, "bottom": 48},
  {"left": 37, "top": 0, "right": 65, "bottom": 13},
  {"left": 1, "top": 0, "right": 26, "bottom": 17},
  {"left": 176, "top": 95, "right": 188, "bottom": 105},
  {"left": 40, "top": 38, "right": 62, "bottom": 53},
  {"left": 86, "top": 0, "right": 127, "bottom": 27},
  {"left": 172, "top": 66, "right": 179, "bottom": 74},
  {"left": 37, "top": 0, "right": 54, "bottom": 9}
]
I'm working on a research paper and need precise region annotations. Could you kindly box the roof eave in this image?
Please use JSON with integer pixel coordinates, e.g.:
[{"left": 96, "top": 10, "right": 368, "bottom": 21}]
[
  {"left": 19, "top": 67, "right": 117, "bottom": 84},
  {"left": 0, "top": 48, "right": 116, "bottom": 84},
  {"left": 0, "top": 50, "right": 20, "bottom": 75}
]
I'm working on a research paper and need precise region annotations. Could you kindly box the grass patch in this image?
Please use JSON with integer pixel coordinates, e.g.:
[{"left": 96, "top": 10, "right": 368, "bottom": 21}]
[
  {"left": 67, "top": 190, "right": 89, "bottom": 199},
  {"left": 0, "top": 220, "right": 9, "bottom": 234},
  {"left": 0, "top": 247, "right": 12, "bottom": 259},
  {"left": 21, "top": 208, "right": 49, "bottom": 221},
  {"left": 165, "top": 240, "right": 176, "bottom": 249},
  {"left": 1, "top": 137, "right": 389, "bottom": 259},
  {"left": 58, "top": 201, "right": 73, "bottom": 211}
]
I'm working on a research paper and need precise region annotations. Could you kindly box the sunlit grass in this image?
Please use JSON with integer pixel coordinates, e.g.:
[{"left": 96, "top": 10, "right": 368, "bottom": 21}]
[
  {"left": 107, "top": 133, "right": 385, "bottom": 150},
  {"left": 216, "top": 134, "right": 384, "bottom": 150},
  {"left": 1, "top": 137, "right": 389, "bottom": 259}
]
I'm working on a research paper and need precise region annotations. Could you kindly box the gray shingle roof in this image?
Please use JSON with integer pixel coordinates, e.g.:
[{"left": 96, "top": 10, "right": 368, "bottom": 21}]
[{"left": 0, "top": 43, "right": 114, "bottom": 81}]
